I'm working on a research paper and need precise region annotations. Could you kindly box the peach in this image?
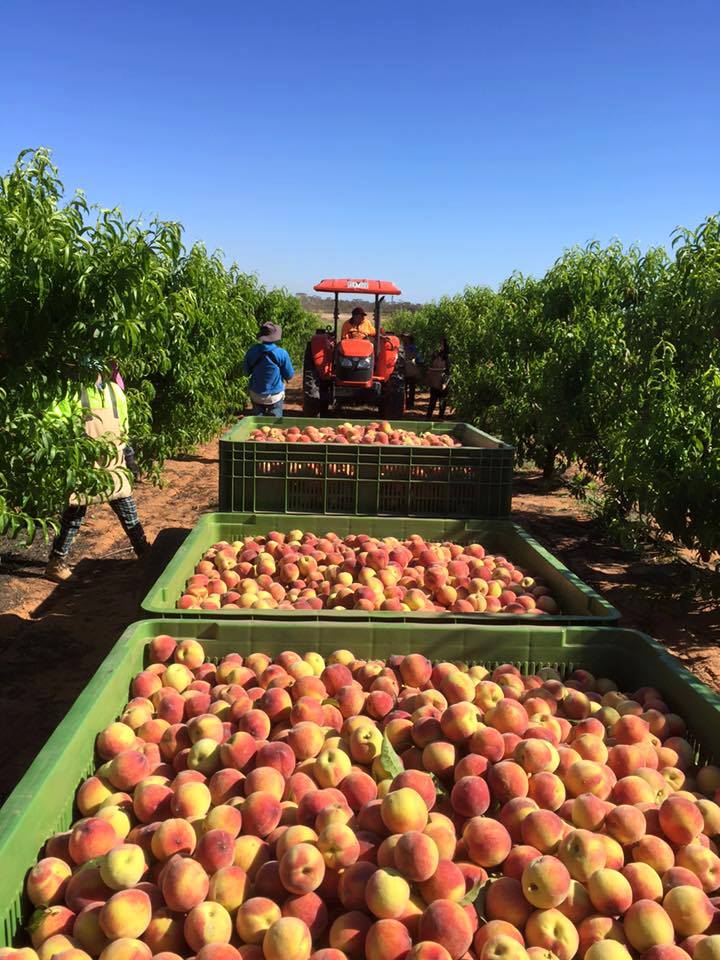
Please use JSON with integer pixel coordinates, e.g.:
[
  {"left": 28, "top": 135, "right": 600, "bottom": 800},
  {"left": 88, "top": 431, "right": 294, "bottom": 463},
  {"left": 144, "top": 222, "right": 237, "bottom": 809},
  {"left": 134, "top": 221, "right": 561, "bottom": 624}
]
[
  {"left": 172, "top": 780, "right": 212, "bottom": 818},
  {"left": 557, "top": 879, "right": 593, "bottom": 924},
  {"left": 424, "top": 812, "right": 457, "bottom": 861},
  {"left": 98, "top": 940, "right": 152, "bottom": 960},
  {"left": 623, "top": 901, "right": 675, "bottom": 952},
  {"left": 107, "top": 751, "right": 150, "bottom": 791},
  {"left": 479, "top": 936, "right": 530, "bottom": 960},
  {"left": 26, "top": 858, "right": 72, "bottom": 907},
  {"left": 504, "top": 844, "right": 544, "bottom": 881},
  {"left": 605, "top": 806, "right": 646, "bottom": 846},
  {"left": 469, "top": 726, "right": 505, "bottom": 762},
  {"left": 463, "top": 817, "right": 512, "bottom": 868},
  {"left": 365, "top": 868, "right": 411, "bottom": 919},
  {"left": 315, "top": 748, "right": 353, "bottom": 788},
  {"left": 340, "top": 771, "right": 378, "bottom": 811},
  {"left": 451, "top": 776, "right": 491, "bottom": 819},
  {"left": 663, "top": 886, "right": 715, "bottom": 936},
  {"left": 485, "top": 876, "right": 533, "bottom": 927},
  {"left": 521, "top": 811, "right": 565, "bottom": 854},
  {"left": 133, "top": 781, "right": 174, "bottom": 823},
  {"left": 587, "top": 869, "right": 634, "bottom": 916},
  {"left": 499, "top": 798, "right": 540, "bottom": 843},
  {"left": 242, "top": 792, "right": 282, "bottom": 838},
  {"left": 275, "top": 826, "right": 319, "bottom": 860},
  {"left": 160, "top": 855, "right": 209, "bottom": 913},
  {"left": 695, "top": 938, "right": 720, "bottom": 960},
  {"left": 660, "top": 797, "right": 705, "bottom": 846},
  {"left": 142, "top": 908, "right": 186, "bottom": 955},
  {"left": 381, "top": 788, "right": 429, "bottom": 833},
  {"left": 623, "top": 862, "right": 664, "bottom": 903},
  {"left": 407, "top": 943, "right": 453, "bottom": 960},
  {"left": 235, "top": 898, "right": 282, "bottom": 945},
  {"left": 196, "top": 830, "right": 236, "bottom": 874},
  {"left": 394, "top": 831, "right": 439, "bottom": 882},
  {"left": 208, "top": 866, "right": 250, "bottom": 912},
  {"left": 69, "top": 819, "right": 118, "bottom": 865},
  {"left": 77, "top": 777, "right": 114, "bottom": 817},
  {"left": 525, "top": 908, "right": 580, "bottom": 960},
  {"left": 184, "top": 902, "right": 233, "bottom": 953},
  {"left": 282, "top": 892, "right": 328, "bottom": 938},
  {"left": 522, "top": 857, "right": 572, "bottom": 909},
  {"left": 675, "top": 845, "right": 720, "bottom": 892},
  {"left": 417, "top": 859, "right": 466, "bottom": 905},
  {"left": 528, "top": 773, "right": 566, "bottom": 812},
  {"left": 328, "top": 911, "right": 373, "bottom": 959},
  {"left": 474, "top": 920, "right": 525, "bottom": 956},
  {"left": 558, "top": 830, "right": 607, "bottom": 882},
  {"left": 584, "top": 945, "right": 631, "bottom": 960},
  {"left": 97, "top": 724, "right": 137, "bottom": 760},
  {"left": 30, "top": 912, "right": 76, "bottom": 950},
  {"left": 633, "top": 836, "right": 675, "bottom": 875},
  {"left": 577, "top": 915, "right": 627, "bottom": 958},
  {"left": 220, "top": 732, "right": 258, "bottom": 771},
  {"left": 279, "top": 843, "right": 326, "bottom": 894},
  {"left": 151, "top": 818, "right": 197, "bottom": 860},
  {"left": 99, "top": 844, "right": 146, "bottom": 890},
  {"left": 65, "top": 865, "right": 112, "bottom": 912},
  {"left": 419, "top": 899, "right": 474, "bottom": 960},
  {"left": 100, "top": 890, "right": 152, "bottom": 940},
  {"left": 441, "top": 703, "right": 480, "bottom": 742},
  {"left": 663, "top": 868, "right": 705, "bottom": 894},
  {"left": 263, "top": 917, "right": 312, "bottom": 960},
  {"left": 317, "top": 824, "right": 361, "bottom": 870},
  {"left": 488, "top": 762, "right": 529, "bottom": 804},
  {"left": 421, "top": 742, "right": 457, "bottom": 782},
  {"left": 364, "top": 918, "right": 412, "bottom": 960},
  {"left": 205, "top": 804, "right": 244, "bottom": 838}
]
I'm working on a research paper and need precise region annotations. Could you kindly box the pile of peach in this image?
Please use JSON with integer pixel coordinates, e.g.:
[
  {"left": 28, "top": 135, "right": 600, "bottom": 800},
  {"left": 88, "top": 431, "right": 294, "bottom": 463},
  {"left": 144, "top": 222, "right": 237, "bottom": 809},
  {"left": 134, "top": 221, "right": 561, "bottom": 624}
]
[
  {"left": 13, "top": 640, "right": 720, "bottom": 960},
  {"left": 247, "top": 423, "right": 460, "bottom": 447},
  {"left": 176, "top": 532, "right": 559, "bottom": 614}
]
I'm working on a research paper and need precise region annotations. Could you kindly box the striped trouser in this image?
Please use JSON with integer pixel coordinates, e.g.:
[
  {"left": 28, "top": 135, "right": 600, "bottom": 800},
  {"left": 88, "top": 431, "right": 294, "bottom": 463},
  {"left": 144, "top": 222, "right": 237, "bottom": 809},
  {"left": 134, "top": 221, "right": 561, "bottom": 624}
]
[{"left": 50, "top": 496, "right": 141, "bottom": 558}]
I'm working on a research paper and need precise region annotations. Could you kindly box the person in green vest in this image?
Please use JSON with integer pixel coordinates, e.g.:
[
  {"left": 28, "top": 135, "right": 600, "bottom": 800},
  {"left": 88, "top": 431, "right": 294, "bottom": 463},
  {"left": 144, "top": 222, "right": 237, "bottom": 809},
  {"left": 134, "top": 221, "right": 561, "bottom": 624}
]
[{"left": 45, "top": 370, "right": 151, "bottom": 583}]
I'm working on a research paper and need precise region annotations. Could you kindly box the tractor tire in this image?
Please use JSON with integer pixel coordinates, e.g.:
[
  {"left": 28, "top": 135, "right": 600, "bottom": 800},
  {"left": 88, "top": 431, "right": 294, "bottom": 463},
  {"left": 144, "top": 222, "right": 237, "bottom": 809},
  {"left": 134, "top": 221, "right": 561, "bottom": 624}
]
[
  {"left": 380, "top": 346, "right": 406, "bottom": 419},
  {"left": 302, "top": 346, "right": 329, "bottom": 416}
]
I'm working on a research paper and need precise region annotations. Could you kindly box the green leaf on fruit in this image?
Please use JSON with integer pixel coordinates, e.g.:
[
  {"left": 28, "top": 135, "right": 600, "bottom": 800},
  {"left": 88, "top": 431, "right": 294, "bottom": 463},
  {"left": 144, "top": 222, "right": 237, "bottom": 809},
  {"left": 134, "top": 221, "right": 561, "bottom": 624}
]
[
  {"left": 430, "top": 772, "right": 449, "bottom": 797},
  {"left": 27, "top": 908, "right": 49, "bottom": 933},
  {"left": 460, "top": 878, "right": 488, "bottom": 912},
  {"left": 380, "top": 732, "right": 404, "bottom": 779}
]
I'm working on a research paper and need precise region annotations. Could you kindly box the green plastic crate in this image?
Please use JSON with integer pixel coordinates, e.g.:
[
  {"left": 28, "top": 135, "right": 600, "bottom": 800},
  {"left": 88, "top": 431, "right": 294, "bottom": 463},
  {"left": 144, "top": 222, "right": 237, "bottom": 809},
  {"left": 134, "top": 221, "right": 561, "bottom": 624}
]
[
  {"left": 219, "top": 417, "right": 514, "bottom": 517},
  {"left": 2, "top": 618, "right": 720, "bottom": 948},
  {"left": 141, "top": 512, "right": 619, "bottom": 624}
]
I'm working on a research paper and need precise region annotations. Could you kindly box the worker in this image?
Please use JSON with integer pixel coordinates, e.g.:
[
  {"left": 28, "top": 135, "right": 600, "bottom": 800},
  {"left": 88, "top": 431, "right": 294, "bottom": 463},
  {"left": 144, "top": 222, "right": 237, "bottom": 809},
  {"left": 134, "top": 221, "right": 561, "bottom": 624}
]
[
  {"left": 243, "top": 322, "right": 295, "bottom": 416},
  {"left": 45, "top": 369, "right": 151, "bottom": 583},
  {"left": 426, "top": 338, "right": 451, "bottom": 420},
  {"left": 341, "top": 306, "right": 376, "bottom": 339},
  {"left": 402, "top": 334, "right": 423, "bottom": 409}
]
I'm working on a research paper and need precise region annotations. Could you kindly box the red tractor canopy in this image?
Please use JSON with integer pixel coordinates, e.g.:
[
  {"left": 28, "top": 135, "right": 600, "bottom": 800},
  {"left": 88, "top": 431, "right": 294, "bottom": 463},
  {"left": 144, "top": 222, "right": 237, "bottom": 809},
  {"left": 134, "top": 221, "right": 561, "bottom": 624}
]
[{"left": 313, "top": 278, "right": 402, "bottom": 296}]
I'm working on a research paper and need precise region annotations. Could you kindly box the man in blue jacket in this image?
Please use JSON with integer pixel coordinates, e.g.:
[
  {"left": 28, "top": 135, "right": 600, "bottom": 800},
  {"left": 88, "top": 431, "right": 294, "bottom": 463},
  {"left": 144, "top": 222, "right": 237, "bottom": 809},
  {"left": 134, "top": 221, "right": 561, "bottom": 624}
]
[{"left": 243, "top": 322, "right": 295, "bottom": 416}]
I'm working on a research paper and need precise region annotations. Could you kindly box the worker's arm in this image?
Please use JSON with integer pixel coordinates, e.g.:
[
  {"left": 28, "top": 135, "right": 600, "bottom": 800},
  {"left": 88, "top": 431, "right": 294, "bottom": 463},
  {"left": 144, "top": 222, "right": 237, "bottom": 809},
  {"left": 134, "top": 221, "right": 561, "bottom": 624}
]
[
  {"left": 242, "top": 346, "right": 256, "bottom": 376},
  {"left": 279, "top": 349, "right": 295, "bottom": 382}
]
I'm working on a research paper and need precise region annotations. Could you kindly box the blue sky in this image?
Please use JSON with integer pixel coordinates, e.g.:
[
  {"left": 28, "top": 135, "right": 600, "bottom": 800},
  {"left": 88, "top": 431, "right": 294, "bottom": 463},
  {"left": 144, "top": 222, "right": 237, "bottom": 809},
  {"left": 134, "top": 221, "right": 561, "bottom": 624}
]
[{"left": 1, "top": 0, "right": 719, "bottom": 301}]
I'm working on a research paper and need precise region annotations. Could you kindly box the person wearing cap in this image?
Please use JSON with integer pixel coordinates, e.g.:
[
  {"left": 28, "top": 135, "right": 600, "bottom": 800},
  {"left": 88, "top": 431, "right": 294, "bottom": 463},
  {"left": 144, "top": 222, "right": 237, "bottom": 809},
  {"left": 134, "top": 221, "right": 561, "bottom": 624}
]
[
  {"left": 243, "top": 322, "right": 295, "bottom": 416},
  {"left": 45, "top": 367, "right": 151, "bottom": 583},
  {"left": 341, "top": 306, "right": 376, "bottom": 339}
]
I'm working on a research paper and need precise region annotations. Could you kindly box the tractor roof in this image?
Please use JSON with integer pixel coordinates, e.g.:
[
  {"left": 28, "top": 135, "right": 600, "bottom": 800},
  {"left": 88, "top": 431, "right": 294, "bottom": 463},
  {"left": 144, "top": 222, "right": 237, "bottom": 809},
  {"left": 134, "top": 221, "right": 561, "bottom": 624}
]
[{"left": 313, "top": 278, "right": 402, "bottom": 296}]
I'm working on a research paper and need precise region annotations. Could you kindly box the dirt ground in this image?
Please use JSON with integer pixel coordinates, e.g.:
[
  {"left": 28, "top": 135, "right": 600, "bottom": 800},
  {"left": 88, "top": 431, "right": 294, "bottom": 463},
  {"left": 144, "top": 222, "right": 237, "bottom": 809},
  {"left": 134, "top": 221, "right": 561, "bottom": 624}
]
[{"left": 1, "top": 376, "right": 718, "bottom": 805}]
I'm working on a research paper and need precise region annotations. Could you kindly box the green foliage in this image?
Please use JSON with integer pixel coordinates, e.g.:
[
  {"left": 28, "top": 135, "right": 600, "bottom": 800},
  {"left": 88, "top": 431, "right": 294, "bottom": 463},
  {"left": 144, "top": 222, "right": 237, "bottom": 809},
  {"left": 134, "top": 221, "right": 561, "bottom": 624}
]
[
  {"left": 0, "top": 149, "right": 314, "bottom": 542},
  {"left": 396, "top": 217, "right": 720, "bottom": 557}
]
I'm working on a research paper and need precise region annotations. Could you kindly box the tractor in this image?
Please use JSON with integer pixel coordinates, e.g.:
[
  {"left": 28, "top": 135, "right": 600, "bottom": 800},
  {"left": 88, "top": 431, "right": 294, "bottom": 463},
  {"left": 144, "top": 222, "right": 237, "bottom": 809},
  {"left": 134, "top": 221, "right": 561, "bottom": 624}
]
[{"left": 302, "top": 278, "right": 406, "bottom": 417}]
